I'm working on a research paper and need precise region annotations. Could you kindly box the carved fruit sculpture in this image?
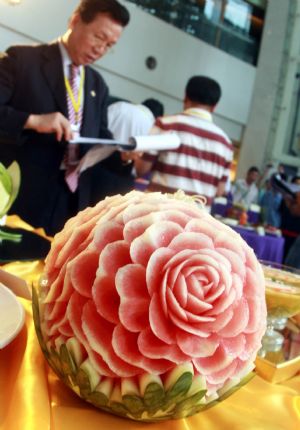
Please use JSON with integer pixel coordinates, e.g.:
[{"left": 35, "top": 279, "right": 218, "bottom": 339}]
[{"left": 33, "top": 191, "right": 266, "bottom": 421}]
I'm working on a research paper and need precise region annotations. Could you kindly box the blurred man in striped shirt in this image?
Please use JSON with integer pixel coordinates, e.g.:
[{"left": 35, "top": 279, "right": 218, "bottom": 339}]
[{"left": 135, "top": 76, "right": 233, "bottom": 211}]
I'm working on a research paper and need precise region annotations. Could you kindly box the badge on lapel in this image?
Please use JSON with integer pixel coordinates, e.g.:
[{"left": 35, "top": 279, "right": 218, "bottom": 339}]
[{"left": 90, "top": 90, "right": 96, "bottom": 97}]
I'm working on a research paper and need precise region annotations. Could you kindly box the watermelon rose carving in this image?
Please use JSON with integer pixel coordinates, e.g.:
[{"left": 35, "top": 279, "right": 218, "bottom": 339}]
[{"left": 33, "top": 191, "right": 266, "bottom": 421}]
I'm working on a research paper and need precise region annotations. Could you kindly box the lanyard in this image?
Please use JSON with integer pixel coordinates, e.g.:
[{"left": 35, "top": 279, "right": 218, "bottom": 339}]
[{"left": 64, "top": 67, "right": 85, "bottom": 123}]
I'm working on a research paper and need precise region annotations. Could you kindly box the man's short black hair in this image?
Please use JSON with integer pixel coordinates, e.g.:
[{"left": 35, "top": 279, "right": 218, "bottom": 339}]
[
  {"left": 185, "top": 76, "right": 221, "bottom": 106},
  {"left": 76, "top": 0, "right": 130, "bottom": 26},
  {"left": 142, "top": 98, "right": 164, "bottom": 118},
  {"left": 248, "top": 166, "right": 260, "bottom": 174}
]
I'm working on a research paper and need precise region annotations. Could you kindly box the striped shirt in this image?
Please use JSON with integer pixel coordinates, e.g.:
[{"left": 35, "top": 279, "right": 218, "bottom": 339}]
[{"left": 143, "top": 108, "right": 233, "bottom": 209}]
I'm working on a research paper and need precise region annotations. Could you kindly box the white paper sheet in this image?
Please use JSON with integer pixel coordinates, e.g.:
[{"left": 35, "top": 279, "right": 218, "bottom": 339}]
[
  {"left": 129, "top": 134, "right": 180, "bottom": 151},
  {"left": 69, "top": 133, "right": 181, "bottom": 175},
  {"left": 70, "top": 133, "right": 180, "bottom": 152}
]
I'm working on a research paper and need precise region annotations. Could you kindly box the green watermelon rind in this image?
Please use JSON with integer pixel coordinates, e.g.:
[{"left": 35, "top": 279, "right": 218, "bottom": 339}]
[{"left": 32, "top": 287, "right": 253, "bottom": 422}]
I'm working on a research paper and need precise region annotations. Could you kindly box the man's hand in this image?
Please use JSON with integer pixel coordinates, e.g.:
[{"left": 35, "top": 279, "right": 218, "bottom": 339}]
[
  {"left": 24, "top": 112, "right": 73, "bottom": 142},
  {"left": 134, "top": 157, "right": 153, "bottom": 177},
  {"left": 121, "top": 151, "right": 143, "bottom": 164}
]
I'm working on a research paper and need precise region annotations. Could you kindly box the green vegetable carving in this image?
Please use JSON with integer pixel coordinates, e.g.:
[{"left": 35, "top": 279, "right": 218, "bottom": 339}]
[{"left": 0, "top": 161, "right": 22, "bottom": 242}]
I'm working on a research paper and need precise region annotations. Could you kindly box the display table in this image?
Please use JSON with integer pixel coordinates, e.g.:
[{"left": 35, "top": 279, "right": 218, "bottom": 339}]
[
  {"left": 233, "top": 226, "right": 285, "bottom": 264},
  {"left": 0, "top": 218, "right": 299, "bottom": 429}
]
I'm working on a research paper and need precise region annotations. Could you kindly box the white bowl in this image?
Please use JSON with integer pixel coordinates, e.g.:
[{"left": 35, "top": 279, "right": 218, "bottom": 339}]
[{"left": 0, "top": 283, "right": 25, "bottom": 348}]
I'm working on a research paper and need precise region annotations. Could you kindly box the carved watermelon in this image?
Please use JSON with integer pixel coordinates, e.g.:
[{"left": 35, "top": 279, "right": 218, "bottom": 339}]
[{"left": 33, "top": 191, "right": 266, "bottom": 421}]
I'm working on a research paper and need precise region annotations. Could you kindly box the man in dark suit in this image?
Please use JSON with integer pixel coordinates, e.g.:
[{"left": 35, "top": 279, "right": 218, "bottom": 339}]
[{"left": 0, "top": 0, "right": 131, "bottom": 235}]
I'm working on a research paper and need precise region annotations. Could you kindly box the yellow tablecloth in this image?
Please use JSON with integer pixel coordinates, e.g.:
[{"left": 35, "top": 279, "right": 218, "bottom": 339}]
[{"left": 1, "top": 218, "right": 300, "bottom": 430}]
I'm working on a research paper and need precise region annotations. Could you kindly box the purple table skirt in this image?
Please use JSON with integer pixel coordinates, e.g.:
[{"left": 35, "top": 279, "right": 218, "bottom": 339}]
[{"left": 233, "top": 226, "right": 285, "bottom": 264}]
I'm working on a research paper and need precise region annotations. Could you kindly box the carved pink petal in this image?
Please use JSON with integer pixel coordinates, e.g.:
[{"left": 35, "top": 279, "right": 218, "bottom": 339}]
[
  {"left": 221, "top": 333, "right": 246, "bottom": 357},
  {"left": 206, "top": 360, "right": 238, "bottom": 385},
  {"left": 122, "top": 203, "right": 159, "bottom": 223},
  {"left": 149, "top": 293, "right": 176, "bottom": 344},
  {"left": 172, "top": 272, "right": 188, "bottom": 307},
  {"left": 219, "top": 298, "right": 250, "bottom": 337},
  {"left": 186, "top": 292, "right": 213, "bottom": 315},
  {"left": 216, "top": 247, "right": 246, "bottom": 280},
  {"left": 204, "top": 286, "right": 236, "bottom": 316},
  {"left": 193, "top": 345, "right": 234, "bottom": 374},
  {"left": 44, "top": 265, "right": 67, "bottom": 303},
  {"left": 87, "top": 347, "right": 116, "bottom": 377},
  {"left": 116, "top": 264, "right": 150, "bottom": 332},
  {"left": 123, "top": 213, "right": 156, "bottom": 243},
  {"left": 69, "top": 249, "right": 99, "bottom": 298},
  {"left": 93, "top": 220, "right": 124, "bottom": 251},
  {"left": 66, "top": 292, "right": 88, "bottom": 346},
  {"left": 97, "top": 240, "right": 131, "bottom": 277},
  {"left": 130, "top": 221, "right": 183, "bottom": 266},
  {"left": 185, "top": 218, "right": 219, "bottom": 238},
  {"left": 112, "top": 324, "right": 173, "bottom": 374},
  {"left": 92, "top": 275, "right": 120, "bottom": 324},
  {"left": 177, "top": 331, "right": 219, "bottom": 358},
  {"left": 243, "top": 266, "right": 265, "bottom": 299},
  {"left": 138, "top": 327, "right": 189, "bottom": 362},
  {"left": 169, "top": 313, "right": 210, "bottom": 337},
  {"left": 82, "top": 301, "right": 142, "bottom": 377},
  {"left": 166, "top": 288, "right": 188, "bottom": 321},
  {"left": 146, "top": 247, "right": 175, "bottom": 296},
  {"left": 202, "top": 309, "right": 234, "bottom": 332},
  {"left": 244, "top": 297, "right": 267, "bottom": 334},
  {"left": 169, "top": 232, "right": 214, "bottom": 251}
]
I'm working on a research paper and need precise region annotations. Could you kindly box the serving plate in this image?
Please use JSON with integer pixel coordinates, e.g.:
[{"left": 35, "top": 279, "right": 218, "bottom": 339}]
[{"left": 0, "top": 283, "right": 25, "bottom": 349}]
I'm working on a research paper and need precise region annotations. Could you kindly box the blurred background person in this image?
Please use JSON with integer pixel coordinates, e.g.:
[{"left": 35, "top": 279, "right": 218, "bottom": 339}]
[
  {"left": 108, "top": 98, "right": 163, "bottom": 145},
  {"left": 259, "top": 178, "right": 282, "bottom": 228},
  {"left": 135, "top": 76, "right": 233, "bottom": 211},
  {"left": 108, "top": 98, "right": 164, "bottom": 183},
  {"left": 231, "top": 166, "right": 260, "bottom": 208},
  {"left": 280, "top": 175, "right": 300, "bottom": 260},
  {"left": 282, "top": 189, "right": 300, "bottom": 268}
]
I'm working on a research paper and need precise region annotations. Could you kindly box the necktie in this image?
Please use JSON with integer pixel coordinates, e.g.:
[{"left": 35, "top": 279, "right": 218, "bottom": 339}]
[
  {"left": 67, "top": 64, "right": 82, "bottom": 127},
  {"left": 65, "top": 64, "right": 82, "bottom": 192}
]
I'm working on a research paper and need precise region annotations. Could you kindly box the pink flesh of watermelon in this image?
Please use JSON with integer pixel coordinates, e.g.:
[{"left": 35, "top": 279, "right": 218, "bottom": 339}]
[
  {"left": 92, "top": 220, "right": 124, "bottom": 251},
  {"left": 205, "top": 360, "right": 238, "bottom": 384},
  {"left": 66, "top": 292, "right": 89, "bottom": 346},
  {"left": 115, "top": 264, "right": 150, "bottom": 332},
  {"left": 168, "top": 232, "right": 214, "bottom": 252},
  {"left": 82, "top": 301, "right": 142, "bottom": 377},
  {"left": 97, "top": 240, "right": 131, "bottom": 276},
  {"left": 193, "top": 344, "right": 234, "bottom": 375},
  {"left": 92, "top": 274, "right": 120, "bottom": 324},
  {"left": 137, "top": 327, "right": 190, "bottom": 362},
  {"left": 240, "top": 332, "right": 262, "bottom": 360},
  {"left": 43, "top": 265, "right": 67, "bottom": 303},
  {"left": 149, "top": 292, "right": 177, "bottom": 345},
  {"left": 129, "top": 221, "right": 183, "bottom": 266},
  {"left": 112, "top": 324, "right": 174, "bottom": 374},
  {"left": 244, "top": 267, "right": 265, "bottom": 299},
  {"left": 244, "top": 297, "right": 264, "bottom": 333},
  {"left": 218, "top": 298, "right": 249, "bottom": 337},
  {"left": 221, "top": 333, "right": 246, "bottom": 357},
  {"left": 146, "top": 247, "right": 175, "bottom": 296},
  {"left": 69, "top": 249, "right": 99, "bottom": 298},
  {"left": 176, "top": 331, "right": 219, "bottom": 358},
  {"left": 215, "top": 248, "right": 246, "bottom": 279}
]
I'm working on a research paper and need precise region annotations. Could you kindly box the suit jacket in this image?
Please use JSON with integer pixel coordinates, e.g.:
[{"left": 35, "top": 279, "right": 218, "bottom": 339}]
[{"left": 0, "top": 42, "right": 131, "bottom": 234}]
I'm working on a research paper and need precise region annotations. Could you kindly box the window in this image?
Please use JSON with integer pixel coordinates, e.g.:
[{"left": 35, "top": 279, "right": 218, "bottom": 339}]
[{"left": 126, "top": 0, "right": 265, "bottom": 65}]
